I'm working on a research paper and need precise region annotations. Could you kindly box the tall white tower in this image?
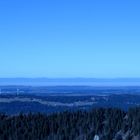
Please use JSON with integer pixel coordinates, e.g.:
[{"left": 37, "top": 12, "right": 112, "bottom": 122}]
[{"left": 17, "top": 88, "right": 19, "bottom": 96}]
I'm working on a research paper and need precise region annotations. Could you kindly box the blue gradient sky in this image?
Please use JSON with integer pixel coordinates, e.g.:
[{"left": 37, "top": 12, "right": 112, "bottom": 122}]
[{"left": 0, "top": 0, "right": 140, "bottom": 78}]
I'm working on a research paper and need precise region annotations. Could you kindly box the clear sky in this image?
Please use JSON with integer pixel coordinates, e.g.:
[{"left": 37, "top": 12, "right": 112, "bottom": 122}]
[{"left": 0, "top": 0, "right": 140, "bottom": 78}]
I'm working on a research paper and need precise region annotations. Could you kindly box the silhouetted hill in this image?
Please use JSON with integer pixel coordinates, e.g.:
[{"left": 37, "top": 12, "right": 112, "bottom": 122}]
[
  {"left": 1, "top": 78, "right": 140, "bottom": 86},
  {"left": 0, "top": 108, "right": 139, "bottom": 140}
]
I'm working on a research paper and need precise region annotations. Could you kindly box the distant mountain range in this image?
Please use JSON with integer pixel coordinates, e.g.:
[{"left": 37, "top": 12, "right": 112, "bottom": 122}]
[{"left": 0, "top": 78, "right": 140, "bottom": 86}]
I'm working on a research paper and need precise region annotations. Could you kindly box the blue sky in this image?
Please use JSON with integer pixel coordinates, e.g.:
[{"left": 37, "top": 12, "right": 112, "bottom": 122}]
[{"left": 0, "top": 0, "right": 140, "bottom": 78}]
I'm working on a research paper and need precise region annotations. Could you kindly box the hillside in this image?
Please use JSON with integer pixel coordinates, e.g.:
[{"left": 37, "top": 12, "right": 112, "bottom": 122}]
[
  {"left": 0, "top": 94, "right": 139, "bottom": 114},
  {"left": 0, "top": 108, "right": 139, "bottom": 140}
]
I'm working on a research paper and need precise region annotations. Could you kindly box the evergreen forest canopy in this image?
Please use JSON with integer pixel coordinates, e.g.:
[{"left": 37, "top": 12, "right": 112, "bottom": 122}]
[{"left": 0, "top": 107, "right": 139, "bottom": 140}]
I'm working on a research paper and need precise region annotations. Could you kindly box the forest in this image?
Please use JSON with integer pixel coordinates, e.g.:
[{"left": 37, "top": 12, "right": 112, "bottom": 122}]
[{"left": 0, "top": 107, "right": 139, "bottom": 140}]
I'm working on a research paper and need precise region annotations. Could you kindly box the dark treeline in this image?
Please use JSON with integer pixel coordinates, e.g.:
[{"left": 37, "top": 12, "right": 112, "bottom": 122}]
[{"left": 0, "top": 108, "right": 140, "bottom": 140}]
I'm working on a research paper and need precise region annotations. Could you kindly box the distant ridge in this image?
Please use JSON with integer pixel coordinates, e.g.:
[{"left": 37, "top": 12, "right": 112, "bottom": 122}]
[
  {"left": 1, "top": 77, "right": 140, "bottom": 81},
  {"left": 0, "top": 78, "right": 140, "bottom": 86}
]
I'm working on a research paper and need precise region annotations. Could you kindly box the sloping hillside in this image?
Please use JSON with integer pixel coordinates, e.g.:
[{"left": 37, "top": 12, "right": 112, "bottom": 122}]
[{"left": 0, "top": 108, "right": 139, "bottom": 140}]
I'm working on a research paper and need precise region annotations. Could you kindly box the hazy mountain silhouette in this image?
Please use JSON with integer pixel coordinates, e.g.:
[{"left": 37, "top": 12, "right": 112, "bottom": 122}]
[{"left": 0, "top": 78, "right": 140, "bottom": 86}]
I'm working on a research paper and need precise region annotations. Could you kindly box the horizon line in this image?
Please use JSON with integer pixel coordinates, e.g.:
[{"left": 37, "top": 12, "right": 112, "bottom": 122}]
[{"left": 1, "top": 77, "right": 140, "bottom": 79}]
